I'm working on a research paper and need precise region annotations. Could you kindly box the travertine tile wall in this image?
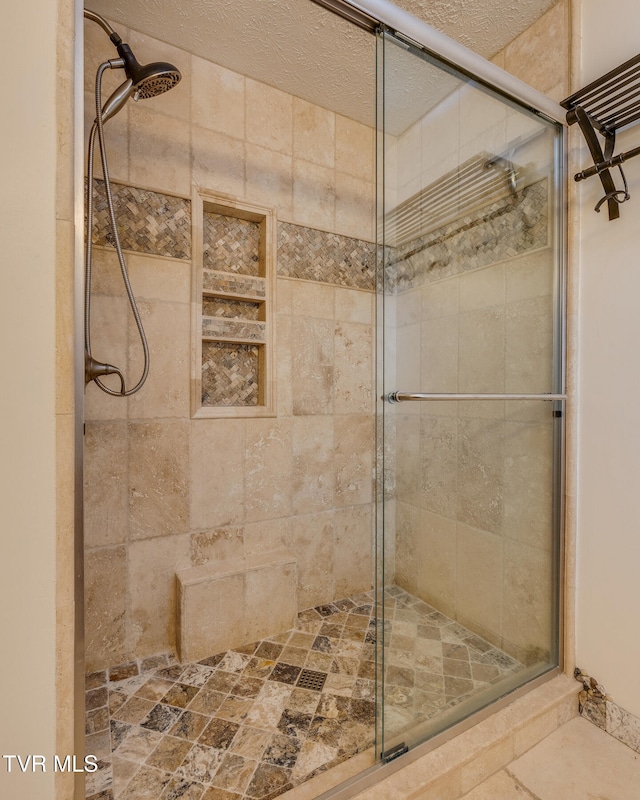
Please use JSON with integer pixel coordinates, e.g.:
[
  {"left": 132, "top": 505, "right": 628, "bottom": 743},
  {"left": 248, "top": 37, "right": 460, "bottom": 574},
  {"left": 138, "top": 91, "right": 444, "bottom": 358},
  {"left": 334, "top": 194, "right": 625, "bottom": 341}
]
[
  {"left": 83, "top": 5, "right": 569, "bottom": 673},
  {"left": 385, "top": 1, "right": 569, "bottom": 665},
  {"left": 55, "top": 0, "right": 76, "bottom": 796},
  {"left": 490, "top": 0, "right": 570, "bottom": 104},
  {"left": 84, "top": 22, "right": 376, "bottom": 671},
  {"left": 391, "top": 246, "right": 556, "bottom": 665}
]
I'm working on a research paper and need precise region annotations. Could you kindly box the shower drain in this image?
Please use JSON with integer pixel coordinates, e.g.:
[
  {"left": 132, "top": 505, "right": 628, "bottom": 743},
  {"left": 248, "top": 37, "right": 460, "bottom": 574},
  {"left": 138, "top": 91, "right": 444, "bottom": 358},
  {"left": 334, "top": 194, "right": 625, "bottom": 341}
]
[{"left": 297, "top": 668, "right": 327, "bottom": 692}]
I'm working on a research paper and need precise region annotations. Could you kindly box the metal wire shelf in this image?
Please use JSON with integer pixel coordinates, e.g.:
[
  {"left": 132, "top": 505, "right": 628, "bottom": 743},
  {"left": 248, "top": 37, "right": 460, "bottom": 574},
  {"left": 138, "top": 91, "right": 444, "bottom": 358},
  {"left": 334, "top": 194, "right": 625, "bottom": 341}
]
[{"left": 561, "top": 53, "right": 640, "bottom": 220}]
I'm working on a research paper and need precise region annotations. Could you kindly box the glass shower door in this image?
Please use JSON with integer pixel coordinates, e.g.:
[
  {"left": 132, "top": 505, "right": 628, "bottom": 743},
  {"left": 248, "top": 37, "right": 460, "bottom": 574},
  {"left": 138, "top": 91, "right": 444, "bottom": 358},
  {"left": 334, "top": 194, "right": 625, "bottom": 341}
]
[{"left": 376, "top": 29, "right": 564, "bottom": 758}]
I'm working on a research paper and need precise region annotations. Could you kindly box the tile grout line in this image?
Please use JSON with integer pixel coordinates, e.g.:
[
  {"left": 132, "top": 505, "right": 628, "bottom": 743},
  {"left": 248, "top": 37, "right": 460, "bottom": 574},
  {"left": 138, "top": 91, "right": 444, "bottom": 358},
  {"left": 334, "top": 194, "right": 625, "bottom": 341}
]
[
  {"left": 85, "top": 587, "right": 528, "bottom": 800},
  {"left": 504, "top": 767, "right": 546, "bottom": 800}
]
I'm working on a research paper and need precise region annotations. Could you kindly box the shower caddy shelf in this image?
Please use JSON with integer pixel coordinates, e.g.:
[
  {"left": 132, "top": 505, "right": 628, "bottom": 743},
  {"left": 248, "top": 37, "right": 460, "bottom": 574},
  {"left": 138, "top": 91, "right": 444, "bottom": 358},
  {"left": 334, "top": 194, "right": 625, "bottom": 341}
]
[{"left": 561, "top": 52, "right": 640, "bottom": 220}]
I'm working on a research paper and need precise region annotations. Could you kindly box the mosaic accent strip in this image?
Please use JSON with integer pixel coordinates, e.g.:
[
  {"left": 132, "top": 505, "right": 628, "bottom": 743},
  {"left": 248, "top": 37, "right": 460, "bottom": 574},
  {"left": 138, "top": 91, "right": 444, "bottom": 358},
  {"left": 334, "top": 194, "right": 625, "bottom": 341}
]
[
  {"left": 85, "top": 587, "right": 524, "bottom": 800},
  {"left": 203, "top": 211, "right": 261, "bottom": 276},
  {"left": 90, "top": 180, "right": 376, "bottom": 290},
  {"left": 203, "top": 270, "right": 267, "bottom": 299},
  {"left": 576, "top": 668, "right": 640, "bottom": 753},
  {"left": 202, "top": 342, "right": 260, "bottom": 406},
  {"left": 90, "top": 179, "right": 191, "bottom": 260},
  {"left": 386, "top": 179, "right": 548, "bottom": 293},
  {"left": 202, "top": 317, "right": 266, "bottom": 343},
  {"left": 202, "top": 297, "right": 261, "bottom": 320},
  {"left": 278, "top": 222, "right": 375, "bottom": 291}
]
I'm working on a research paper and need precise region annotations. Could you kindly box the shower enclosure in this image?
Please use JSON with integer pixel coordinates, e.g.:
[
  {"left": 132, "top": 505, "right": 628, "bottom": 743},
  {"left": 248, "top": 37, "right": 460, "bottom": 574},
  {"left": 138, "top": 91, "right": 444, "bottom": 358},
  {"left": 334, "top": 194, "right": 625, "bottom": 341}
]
[{"left": 79, "top": 1, "right": 564, "bottom": 798}]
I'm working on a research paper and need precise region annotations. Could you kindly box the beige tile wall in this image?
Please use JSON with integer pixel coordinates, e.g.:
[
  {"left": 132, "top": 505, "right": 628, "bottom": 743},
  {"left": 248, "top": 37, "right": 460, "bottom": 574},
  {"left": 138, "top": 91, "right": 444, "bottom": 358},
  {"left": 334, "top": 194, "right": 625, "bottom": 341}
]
[
  {"left": 83, "top": 22, "right": 376, "bottom": 671},
  {"left": 84, "top": 21, "right": 374, "bottom": 242},
  {"left": 496, "top": 0, "right": 570, "bottom": 103},
  {"left": 56, "top": 0, "right": 77, "bottom": 796},
  {"left": 392, "top": 250, "right": 557, "bottom": 664},
  {"left": 385, "top": 0, "right": 569, "bottom": 667},
  {"left": 385, "top": 259, "right": 556, "bottom": 662}
]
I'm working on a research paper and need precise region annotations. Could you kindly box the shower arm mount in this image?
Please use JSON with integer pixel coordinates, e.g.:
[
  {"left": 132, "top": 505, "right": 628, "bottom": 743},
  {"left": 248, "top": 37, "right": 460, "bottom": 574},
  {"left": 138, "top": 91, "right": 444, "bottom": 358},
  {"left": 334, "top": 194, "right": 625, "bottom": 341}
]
[{"left": 84, "top": 9, "right": 123, "bottom": 45}]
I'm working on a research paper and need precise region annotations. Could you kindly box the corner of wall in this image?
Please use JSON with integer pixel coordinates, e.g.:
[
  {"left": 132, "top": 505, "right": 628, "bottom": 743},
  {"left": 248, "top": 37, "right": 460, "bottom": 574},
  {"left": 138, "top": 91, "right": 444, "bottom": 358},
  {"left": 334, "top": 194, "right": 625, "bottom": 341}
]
[
  {"left": 576, "top": 668, "right": 640, "bottom": 754},
  {"left": 55, "top": 0, "right": 79, "bottom": 796}
]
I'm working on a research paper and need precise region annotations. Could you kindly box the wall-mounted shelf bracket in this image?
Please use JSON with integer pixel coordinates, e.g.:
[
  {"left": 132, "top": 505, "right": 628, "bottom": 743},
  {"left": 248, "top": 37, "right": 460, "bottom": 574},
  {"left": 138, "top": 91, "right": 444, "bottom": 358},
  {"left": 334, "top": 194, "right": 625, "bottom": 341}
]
[{"left": 561, "top": 53, "right": 640, "bottom": 219}]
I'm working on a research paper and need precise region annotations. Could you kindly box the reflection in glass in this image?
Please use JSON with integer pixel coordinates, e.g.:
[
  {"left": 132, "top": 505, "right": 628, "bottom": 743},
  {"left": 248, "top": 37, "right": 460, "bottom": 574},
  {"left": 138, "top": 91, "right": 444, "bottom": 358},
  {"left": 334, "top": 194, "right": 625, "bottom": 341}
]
[{"left": 376, "top": 31, "right": 563, "bottom": 757}]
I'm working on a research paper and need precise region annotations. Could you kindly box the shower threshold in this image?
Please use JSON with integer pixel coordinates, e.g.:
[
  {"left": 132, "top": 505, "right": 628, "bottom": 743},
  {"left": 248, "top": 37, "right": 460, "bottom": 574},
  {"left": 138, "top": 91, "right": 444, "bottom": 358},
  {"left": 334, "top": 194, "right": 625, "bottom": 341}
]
[{"left": 85, "top": 587, "right": 522, "bottom": 800}]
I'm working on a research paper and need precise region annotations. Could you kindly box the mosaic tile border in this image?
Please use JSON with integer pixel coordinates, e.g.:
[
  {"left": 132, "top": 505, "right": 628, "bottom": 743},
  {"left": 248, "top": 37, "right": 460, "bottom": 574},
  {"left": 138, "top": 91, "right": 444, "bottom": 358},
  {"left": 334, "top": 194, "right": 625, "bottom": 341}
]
[
  {"left": 90, "top": 179, "right": 192, "bottom": 260},
  {"left": 385, "top": 179, "right": 549, "bottom": 294},
  {"left": 575, "top": 668, "right": 640, "bottom": 753},
  {"left": 90, "top": 180, "right": 376, "bottom": 291},
  {"left": 90, "top": 177, "right": 545, "bottom": 296},
  {"left": 277, "top": 222, "right": 375, "bottom": 291}
]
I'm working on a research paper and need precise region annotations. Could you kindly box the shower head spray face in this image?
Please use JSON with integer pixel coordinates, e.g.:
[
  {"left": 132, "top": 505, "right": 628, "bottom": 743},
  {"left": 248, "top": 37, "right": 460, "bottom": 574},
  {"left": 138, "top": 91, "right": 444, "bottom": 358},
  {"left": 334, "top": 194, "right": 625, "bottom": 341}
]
[
  {"left": 130, "top": 64, "right": 182, "bottom": 100},
  {"left": 116, "top": 42, "right": 182, "bottom": 100}
]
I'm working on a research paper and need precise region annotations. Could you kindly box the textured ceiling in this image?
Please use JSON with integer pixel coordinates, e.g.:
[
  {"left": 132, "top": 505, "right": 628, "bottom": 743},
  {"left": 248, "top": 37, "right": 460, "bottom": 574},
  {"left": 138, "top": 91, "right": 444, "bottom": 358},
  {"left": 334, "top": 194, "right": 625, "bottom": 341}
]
[
  {"left": 86, "top": 0, "right": 557, "bottom": 131},
  {"left": 389, "top": 0, "right": 556, "bottom": 56}
]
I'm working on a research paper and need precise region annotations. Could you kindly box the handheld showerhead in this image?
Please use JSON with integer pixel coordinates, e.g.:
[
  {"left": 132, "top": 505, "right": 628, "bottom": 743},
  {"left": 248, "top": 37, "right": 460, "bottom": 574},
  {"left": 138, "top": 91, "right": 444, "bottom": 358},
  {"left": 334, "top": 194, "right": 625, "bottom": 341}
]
[
  {"left": 99, "top": 76, "right": 133, "bottom": 124},
  {"left": 96, "top": 47, "right": 182, "bottom": 124},
  {"left": 85, "top": 9, "right": 181, "bottom": 122},
  {"left": 85, "top": 7, "right": 182, "bottom": 397},
  {"left": 115, "top": 42, "right": 181, "bottom": 100}
]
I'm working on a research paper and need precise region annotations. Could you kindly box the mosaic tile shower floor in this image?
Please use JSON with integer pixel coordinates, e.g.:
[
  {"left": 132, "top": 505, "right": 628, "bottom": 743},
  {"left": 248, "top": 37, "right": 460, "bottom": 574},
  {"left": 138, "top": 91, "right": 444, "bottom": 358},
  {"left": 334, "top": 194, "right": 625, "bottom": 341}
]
[{"left": 85, "top": 587, "right": 521, "bottom": 800}]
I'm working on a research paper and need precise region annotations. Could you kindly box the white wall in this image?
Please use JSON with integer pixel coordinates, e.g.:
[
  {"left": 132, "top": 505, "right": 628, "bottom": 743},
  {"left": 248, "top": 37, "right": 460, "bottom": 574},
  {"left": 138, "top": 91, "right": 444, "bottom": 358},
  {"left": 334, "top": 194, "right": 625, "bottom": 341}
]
[
  {"left": 0, "top": 1, "right": 59, "bottom": 798},
  {"left": 576, "top": 0, "right": 640, "bottom": 719}
]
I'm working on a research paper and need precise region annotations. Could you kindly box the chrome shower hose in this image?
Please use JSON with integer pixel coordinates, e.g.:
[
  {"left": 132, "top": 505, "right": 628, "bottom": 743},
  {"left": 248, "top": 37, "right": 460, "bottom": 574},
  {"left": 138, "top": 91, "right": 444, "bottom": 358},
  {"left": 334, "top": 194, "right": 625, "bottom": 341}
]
[{"left": 85, "top": 60, "right": 150, "bottom": 396}]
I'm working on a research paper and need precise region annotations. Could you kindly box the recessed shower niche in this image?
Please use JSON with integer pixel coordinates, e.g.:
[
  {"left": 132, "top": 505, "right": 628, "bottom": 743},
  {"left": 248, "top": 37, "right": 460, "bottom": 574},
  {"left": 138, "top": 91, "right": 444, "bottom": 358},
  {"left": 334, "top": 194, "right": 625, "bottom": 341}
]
[{"left": 192, "top": 191, "right": 276, "bottom": 418}]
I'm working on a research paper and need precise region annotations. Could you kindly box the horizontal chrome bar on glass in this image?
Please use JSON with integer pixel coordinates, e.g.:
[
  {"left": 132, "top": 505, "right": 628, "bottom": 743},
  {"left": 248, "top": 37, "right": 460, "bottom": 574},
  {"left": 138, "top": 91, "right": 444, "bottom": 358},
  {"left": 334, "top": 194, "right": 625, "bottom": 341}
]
[{"left": 387, "top": 392, "right": 567, "bottom": 403}]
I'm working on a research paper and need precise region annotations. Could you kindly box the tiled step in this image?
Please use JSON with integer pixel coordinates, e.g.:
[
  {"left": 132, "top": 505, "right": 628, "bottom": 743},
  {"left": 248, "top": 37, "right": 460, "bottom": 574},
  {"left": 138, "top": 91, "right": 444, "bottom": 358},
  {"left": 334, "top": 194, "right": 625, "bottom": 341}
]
[
  {"left": 283, "top": 673, "right": 578, "bottom": 800},
  {"left": 461, "top": 716, "right": 640, "bottom": 800}
]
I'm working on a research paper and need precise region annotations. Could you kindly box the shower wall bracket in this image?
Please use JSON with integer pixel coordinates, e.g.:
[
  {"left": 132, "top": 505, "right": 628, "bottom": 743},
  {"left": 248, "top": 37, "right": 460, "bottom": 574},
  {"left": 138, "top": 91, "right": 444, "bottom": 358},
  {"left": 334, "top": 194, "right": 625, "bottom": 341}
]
[{"left": 561, "top": 53, "right": 640, "bottom": 220}]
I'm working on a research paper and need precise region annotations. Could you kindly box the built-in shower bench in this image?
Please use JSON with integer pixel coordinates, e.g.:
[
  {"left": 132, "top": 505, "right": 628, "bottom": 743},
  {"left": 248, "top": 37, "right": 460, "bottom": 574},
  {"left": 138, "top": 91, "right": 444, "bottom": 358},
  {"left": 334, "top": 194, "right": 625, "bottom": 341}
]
[{"left": 176, "top": 549, "right": 297, "bottom": 662}]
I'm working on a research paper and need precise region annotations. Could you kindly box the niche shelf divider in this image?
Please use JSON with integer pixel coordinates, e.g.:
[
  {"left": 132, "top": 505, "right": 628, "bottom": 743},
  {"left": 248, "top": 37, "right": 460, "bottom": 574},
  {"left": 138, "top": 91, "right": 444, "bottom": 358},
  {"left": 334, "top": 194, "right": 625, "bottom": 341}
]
[{"left": 191, "top": 189, "right": 276, "bottom": 418}]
